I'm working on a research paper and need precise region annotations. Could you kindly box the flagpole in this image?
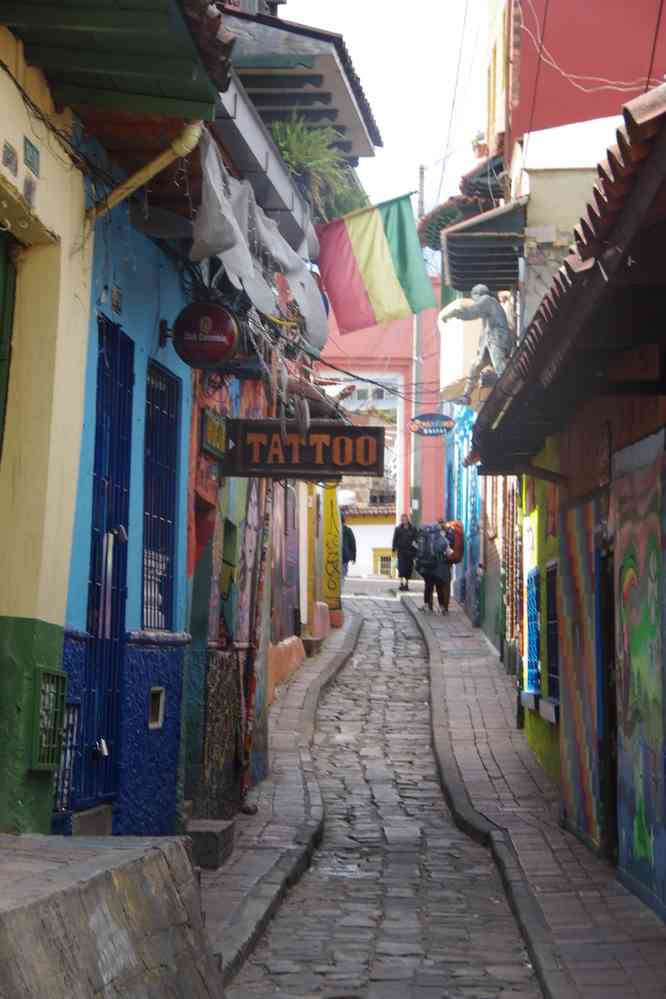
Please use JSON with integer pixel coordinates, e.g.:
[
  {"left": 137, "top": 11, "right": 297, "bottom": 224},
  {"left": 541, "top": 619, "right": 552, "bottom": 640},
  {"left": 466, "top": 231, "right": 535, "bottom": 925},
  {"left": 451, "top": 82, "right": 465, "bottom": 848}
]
[{"left": 410, "top": 166, "right": 426, "bottom": 526}]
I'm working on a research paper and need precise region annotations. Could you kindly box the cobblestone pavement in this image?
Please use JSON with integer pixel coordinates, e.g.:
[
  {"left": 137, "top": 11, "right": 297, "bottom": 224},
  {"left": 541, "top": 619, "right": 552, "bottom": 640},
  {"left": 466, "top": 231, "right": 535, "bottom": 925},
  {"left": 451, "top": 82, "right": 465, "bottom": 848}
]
[{"left": 228, "top": 597, "right": 541, "bottom": 999}]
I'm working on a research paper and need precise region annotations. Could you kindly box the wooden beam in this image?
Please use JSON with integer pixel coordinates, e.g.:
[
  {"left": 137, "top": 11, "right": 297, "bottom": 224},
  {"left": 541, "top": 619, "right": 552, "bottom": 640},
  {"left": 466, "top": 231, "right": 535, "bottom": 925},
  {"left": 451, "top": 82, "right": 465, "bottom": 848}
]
[
  {"left": 25, "top": 45, "right": 198, "bottom": 81},
  {"left": 0, "top": 4, "right": 172, "bottom": 34}
]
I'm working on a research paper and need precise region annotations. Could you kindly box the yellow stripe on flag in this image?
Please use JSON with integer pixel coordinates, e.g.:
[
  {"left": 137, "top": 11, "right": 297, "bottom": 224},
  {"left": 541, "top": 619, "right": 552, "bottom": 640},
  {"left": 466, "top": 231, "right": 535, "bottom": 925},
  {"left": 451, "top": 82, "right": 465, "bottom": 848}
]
[{"left": 345, "top": 208, "right": 411, "bottom": 324}]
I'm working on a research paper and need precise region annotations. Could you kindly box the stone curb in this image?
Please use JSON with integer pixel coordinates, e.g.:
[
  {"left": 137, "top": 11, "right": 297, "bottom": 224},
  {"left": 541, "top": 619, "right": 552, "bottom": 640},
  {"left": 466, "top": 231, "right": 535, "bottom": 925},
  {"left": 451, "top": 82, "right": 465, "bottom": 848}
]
[
  {"left": 221, "top": 612, "right": 364, "bottom": 986},
  {"left": 402, "top": 596, "right": 571, "bottom": 999}
]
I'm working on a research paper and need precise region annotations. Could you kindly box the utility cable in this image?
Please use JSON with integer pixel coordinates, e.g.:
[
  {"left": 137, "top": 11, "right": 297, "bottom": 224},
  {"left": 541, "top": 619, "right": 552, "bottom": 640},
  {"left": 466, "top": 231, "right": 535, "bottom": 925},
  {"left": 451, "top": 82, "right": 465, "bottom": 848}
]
[{"left": 436, "top": 0, "right": 471, "bottom": 204}]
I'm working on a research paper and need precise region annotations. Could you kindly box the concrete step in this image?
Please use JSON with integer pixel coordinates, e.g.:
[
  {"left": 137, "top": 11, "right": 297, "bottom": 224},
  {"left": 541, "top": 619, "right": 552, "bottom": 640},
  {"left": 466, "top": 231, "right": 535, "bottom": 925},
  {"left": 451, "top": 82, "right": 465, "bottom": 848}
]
[{"left": 187, "top": 817, "right": 236, "bottom": 870}]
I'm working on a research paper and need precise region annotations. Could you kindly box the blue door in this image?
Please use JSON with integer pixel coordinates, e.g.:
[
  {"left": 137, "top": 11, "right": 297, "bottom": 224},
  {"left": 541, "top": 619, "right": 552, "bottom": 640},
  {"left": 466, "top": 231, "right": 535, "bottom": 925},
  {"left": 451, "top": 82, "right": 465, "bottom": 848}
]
[{"left": 74, "top": 316, "right": 134, "bottom": 811}]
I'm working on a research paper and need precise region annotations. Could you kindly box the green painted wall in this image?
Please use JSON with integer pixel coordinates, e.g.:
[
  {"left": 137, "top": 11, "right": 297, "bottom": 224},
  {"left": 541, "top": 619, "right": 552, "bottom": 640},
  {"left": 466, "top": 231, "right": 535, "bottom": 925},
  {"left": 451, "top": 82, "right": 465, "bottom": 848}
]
[
  {"left": 0, "top": 616, "right": 64, "bottom": 832},
  {"left": 525, "top": 709, "right": 561, "bottom": 783}
]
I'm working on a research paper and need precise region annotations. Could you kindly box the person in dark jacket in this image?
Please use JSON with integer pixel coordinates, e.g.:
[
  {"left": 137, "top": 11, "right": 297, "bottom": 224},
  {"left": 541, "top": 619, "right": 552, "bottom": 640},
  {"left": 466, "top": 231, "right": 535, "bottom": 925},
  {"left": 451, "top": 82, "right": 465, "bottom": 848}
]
[
  {"left": 341, "top": 512, "right": 356, "bottom": 579},
  {"left": 392, "top": 513, "right": 418, "bottom": 591},
  {"left": 420, "top": 521, "right": 453, "bottom": 613}
]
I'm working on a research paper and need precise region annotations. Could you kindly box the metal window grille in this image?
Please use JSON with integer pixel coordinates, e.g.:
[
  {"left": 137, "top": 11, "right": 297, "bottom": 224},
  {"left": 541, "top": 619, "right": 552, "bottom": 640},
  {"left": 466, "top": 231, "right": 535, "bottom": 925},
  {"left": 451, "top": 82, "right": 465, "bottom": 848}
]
[
  {"left": 546, "top": 565, "right": 560, "bottom": 700},
  {"left": 32, "top": 668, "right": 67, "bottom": 770},
  {"left": 53, "top": 702, "right": 80, "bottom": 812},
  {"left": 526, "top": 567, "right": 541, "bottom": 692},
  {"left": 143, "top": 362, "right": 180, "bottom": 630},
  {"left": 379, "top": 555, "right": 392, "bottom": 577}
]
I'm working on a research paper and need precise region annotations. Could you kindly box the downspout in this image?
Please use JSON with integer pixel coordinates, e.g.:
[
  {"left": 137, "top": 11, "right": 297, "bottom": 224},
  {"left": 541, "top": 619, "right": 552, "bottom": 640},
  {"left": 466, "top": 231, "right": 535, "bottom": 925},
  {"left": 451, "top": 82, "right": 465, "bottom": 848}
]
[{"left": 86, "top": 121, "right": 204, "bottom": 223}]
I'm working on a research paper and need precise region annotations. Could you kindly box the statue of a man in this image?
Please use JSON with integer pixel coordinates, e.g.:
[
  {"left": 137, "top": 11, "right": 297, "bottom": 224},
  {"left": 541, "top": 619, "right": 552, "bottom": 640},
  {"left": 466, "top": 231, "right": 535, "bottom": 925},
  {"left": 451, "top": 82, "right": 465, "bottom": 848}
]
[{"left": 438, "top": 284, "right": 514, "bottom": 404}]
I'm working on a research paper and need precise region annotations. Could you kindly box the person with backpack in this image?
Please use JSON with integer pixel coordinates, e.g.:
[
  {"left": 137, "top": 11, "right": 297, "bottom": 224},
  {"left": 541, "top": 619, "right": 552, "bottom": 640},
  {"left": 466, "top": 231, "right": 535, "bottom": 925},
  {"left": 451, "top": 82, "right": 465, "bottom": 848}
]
[
  {"left": 416, "top": 520, "right": 453, "bottom": 613},
  {"left": 392, "top": 513, "right": 418, "bottom": 591}
]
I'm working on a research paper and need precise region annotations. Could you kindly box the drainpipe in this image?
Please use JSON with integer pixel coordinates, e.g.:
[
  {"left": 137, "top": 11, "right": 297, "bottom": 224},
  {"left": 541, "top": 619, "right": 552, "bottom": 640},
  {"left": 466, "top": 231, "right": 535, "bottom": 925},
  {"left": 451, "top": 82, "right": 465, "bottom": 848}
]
[{"left": 86, "top": 121, "right": 204, "bottom": 223}]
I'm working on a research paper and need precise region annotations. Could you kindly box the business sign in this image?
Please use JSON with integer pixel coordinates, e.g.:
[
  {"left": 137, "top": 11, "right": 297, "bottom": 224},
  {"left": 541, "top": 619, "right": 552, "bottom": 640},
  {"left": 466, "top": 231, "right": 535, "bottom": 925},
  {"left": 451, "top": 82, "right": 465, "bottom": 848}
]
[
  {"left": 410, "top": 412, "right": 455, "bottom": 436},
  {"left": 219, "top": 420, "right": 385, "bottom": 479},
  {"left": 173, "top": 302, "right": 240, "bottom": 369},
  {"left": 201, "top": 408, "right": 227, "bottom": 460}
]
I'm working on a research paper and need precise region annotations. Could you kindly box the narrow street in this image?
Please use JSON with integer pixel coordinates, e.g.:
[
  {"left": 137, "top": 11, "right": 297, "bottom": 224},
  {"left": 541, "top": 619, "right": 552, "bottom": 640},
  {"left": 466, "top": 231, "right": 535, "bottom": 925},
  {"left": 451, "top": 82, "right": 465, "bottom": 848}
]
[{"left": 228, "top": 595, "right": 541, "bottom": 999}]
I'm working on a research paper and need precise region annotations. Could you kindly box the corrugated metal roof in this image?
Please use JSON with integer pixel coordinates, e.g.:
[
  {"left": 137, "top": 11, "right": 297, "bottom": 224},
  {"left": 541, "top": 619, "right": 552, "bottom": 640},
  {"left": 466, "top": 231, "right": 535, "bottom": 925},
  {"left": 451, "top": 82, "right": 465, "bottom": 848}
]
[
  {"left": 472, "top": 82, "right": 666, "bottom": 465},
  {"left": 0, "top": 0, "right": 223, "bottom": 120}
]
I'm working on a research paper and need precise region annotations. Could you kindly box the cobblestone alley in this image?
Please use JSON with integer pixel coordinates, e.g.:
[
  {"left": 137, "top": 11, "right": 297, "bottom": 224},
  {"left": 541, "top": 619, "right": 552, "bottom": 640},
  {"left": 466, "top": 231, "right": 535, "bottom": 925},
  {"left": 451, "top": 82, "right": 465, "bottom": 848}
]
[{"left": 228, "top": 597, "right": 541, "bottom": 999}]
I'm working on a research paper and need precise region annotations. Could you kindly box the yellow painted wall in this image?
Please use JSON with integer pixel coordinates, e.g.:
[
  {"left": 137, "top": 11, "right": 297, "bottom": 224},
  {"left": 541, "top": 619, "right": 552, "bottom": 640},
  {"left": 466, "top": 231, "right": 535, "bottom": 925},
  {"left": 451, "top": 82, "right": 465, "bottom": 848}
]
[
  {"left": 0, "top": 29, "right": 92, "bottom": 626},
  {"left": 522, "top": 437, "right": 561, "bottom": 781}
]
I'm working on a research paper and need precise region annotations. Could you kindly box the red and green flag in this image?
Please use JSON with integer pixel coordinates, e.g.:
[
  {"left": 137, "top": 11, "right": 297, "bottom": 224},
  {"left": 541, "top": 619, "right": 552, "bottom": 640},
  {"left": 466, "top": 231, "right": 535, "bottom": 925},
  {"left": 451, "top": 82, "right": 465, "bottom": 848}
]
[{"left": 317, "top": 194, "right": 436, "bottom": 334}]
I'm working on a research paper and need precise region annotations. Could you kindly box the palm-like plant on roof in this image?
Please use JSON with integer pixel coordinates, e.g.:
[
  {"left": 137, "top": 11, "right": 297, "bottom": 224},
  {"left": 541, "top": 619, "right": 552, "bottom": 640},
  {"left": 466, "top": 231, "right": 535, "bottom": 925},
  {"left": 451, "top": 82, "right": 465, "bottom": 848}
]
[{"left": 271, "top": 116, "right": 367, "bottom": 222}]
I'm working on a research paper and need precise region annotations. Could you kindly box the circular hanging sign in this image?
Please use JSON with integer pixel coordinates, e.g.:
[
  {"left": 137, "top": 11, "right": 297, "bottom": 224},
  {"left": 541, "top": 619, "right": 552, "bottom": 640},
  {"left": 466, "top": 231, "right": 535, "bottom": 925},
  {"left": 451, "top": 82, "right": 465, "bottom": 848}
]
[
  {"left": 173, "top": 302, "right": 240, "bottom": 369},
  {"left": 410, "top": 412, "right": 455, "bottom": 436}
]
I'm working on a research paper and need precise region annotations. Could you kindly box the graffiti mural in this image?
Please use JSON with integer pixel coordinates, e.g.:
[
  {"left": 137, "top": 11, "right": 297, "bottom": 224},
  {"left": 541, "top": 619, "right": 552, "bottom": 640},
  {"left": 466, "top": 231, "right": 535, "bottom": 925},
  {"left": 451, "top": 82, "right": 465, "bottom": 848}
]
[
  {"left": 559, "top": 499, "right": 602, "bottom": 846},
  {"left": 271, "top": 482, "right": 300, "bottom": 643},
  {"left": 611, "top": 461, "right": 665, "bottom": 905}
]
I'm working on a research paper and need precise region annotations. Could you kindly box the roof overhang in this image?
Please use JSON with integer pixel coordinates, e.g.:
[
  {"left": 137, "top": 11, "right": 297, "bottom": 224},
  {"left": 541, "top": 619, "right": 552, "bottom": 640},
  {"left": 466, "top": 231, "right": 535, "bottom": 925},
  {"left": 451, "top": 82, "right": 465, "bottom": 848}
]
[
  {"left": 441, "top": 198, "right": 528, "bottom": 293},
  {"left": 223, "top": 11, "right": 381, "bottom": 159},
  {"left": 213, "top": 70, "right": 310, "bottom": 248},
  {"left": 0, "top": 0, "right": 222, "bottom": 120},
  {"left": 470, "top": 84, "right": 666, "bottom": 474}
]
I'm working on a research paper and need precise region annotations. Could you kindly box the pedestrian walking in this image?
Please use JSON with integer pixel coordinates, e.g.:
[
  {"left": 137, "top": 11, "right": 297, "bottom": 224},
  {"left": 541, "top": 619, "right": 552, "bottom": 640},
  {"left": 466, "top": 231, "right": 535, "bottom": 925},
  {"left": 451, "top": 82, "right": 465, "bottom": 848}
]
[
  {"left": 341, "top": 512, "right": 356, "bottom": 579},
  {"left": 392, "top": 513, "right": 418, "bottom": 591},
  {"left": 416, "top": 520, "right": 453, "bottom": 613}
]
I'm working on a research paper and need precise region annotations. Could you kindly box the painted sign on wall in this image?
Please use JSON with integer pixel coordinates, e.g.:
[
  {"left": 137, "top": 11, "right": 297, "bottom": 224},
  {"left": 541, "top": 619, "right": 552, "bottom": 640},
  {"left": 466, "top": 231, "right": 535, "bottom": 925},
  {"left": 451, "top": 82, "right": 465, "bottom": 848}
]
[{"left": 220, "top": 420, "right": 385, "bottom": 479}]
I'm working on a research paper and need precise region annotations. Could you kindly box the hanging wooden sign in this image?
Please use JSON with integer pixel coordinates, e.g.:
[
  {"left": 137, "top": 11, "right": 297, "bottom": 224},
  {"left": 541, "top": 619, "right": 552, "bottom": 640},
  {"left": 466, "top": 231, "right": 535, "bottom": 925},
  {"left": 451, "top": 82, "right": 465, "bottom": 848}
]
[{"left": 219, "top": 419, "right": 385, "bottom": 479}]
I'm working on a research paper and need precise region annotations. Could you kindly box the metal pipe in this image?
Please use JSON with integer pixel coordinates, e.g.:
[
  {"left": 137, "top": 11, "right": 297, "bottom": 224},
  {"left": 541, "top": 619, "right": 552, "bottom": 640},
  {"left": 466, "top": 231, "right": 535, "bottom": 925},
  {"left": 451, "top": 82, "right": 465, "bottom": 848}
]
[{"left": 87, "top": 121, "right": 204, "bottom": 222}]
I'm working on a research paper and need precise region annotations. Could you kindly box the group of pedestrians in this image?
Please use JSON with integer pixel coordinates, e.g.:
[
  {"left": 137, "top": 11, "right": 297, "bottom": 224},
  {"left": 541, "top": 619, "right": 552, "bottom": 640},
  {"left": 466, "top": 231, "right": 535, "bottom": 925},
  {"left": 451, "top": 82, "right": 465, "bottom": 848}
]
[
  {"left": 341, "top": 510, "right": 461, "bottom": 615},
  {"left": 392, "top": 513, "right": 456, "bottom": 614}
]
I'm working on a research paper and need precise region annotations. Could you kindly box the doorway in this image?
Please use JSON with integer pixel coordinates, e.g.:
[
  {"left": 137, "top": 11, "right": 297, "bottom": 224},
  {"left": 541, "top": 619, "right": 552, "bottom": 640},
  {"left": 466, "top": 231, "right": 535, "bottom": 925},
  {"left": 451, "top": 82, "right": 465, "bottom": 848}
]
[
  {"left": 598, "top": 549, "right": 618, "bottom": 863},
  {"left": 73, "top": 316, "right": 134, "bottom": 812}
]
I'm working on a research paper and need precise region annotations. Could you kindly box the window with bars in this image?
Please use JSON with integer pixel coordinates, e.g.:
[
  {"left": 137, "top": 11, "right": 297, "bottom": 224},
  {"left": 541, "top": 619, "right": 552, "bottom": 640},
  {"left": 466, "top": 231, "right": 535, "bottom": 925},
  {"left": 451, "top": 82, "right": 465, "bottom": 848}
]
[
  {"left": 546, "top": 565, "right": 560, "bottom": 700},
  {"left": 526, "top": 567, "right": 540, "bottom": 692},
  {"left": 143, "top": 363, "right": 180, "bottom": 630}
]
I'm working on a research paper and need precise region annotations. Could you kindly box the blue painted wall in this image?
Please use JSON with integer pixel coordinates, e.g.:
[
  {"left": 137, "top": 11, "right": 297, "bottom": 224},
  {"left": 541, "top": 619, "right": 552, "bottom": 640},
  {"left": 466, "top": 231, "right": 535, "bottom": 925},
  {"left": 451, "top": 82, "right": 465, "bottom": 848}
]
[
  {"left": 451, "top": 406, "right": 481, "bottom": 624},
  {"left": 114, "top": 641, "right": 184, "bottom": 836},
  {"left": 66, "top": 201, "right": 192, "bottom": 635},
  {"left": 61, "top": 144, "right": 193, "bottom": 834}
]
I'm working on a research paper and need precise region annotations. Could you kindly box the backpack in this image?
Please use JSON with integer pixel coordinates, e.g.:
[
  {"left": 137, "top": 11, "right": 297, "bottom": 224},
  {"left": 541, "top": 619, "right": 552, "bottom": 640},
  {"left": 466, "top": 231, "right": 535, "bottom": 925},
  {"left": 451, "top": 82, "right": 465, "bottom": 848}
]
[
  {"left": 445, "top": 520, "right": 465, "bottom": 565},
  {"left": 415, "top": 524, "right": 442, "bottom": 574}
]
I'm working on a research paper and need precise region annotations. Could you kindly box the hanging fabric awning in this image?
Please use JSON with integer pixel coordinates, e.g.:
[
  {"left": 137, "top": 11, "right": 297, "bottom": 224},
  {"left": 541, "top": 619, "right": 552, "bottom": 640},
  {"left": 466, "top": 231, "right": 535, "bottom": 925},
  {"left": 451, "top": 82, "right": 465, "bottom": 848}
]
[{"left": 191, "top": 132, "right": 328, "bottom": 352}]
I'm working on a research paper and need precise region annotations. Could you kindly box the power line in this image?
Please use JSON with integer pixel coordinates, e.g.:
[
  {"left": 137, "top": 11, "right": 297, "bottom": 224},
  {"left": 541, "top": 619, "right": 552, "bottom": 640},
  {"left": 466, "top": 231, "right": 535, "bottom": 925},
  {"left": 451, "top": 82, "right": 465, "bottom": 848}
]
[
  {"left": 647, "top": 0, "right": 665, "bottom": 92},
  {"left": 436, "top": 0, "right": 471, "bottom": 204},
  {"left": 521, "top": 0, "right": 550, "bottom": 183}
]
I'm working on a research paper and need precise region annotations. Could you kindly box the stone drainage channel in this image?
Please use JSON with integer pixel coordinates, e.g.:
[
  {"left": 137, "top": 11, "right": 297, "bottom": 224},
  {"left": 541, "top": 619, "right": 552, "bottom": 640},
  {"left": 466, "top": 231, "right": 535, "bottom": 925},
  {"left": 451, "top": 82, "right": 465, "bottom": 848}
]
[{"left": 228, "top": 596, "right": 541, "bottom": 999}]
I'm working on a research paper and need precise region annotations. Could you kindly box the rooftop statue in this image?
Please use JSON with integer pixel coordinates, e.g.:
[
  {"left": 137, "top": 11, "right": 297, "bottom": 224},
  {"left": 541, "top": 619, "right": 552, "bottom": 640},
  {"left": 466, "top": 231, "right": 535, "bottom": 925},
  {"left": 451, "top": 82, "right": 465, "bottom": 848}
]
[{"left": 438, "top": 284, "right": 514, "bottom": 405}]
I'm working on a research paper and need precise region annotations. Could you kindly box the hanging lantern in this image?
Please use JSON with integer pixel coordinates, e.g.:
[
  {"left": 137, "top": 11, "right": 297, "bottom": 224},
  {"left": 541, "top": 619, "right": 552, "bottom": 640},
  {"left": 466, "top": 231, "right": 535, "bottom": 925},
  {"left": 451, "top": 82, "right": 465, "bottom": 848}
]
[{"left": 172, "top": 302, "right": 240, "bottom": 369}]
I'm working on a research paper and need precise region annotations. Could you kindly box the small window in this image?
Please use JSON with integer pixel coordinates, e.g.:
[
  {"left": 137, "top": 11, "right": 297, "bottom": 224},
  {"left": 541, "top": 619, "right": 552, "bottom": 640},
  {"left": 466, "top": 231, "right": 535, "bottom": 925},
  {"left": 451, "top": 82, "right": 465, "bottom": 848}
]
[
  {"left": 546, "top": 566, "right": 560, "bottom": 700},
  {"left": 149, "top": 687, "right": 165, "bottom": 729},
  {"left": 379, "top": 555, "right": 392, "bottom": 577},
  {"left": 356, "top": 388, "right": 368, "bottom": 401},
  {"left": 373, "top": 387, "right": 384, "bottom": 400}
]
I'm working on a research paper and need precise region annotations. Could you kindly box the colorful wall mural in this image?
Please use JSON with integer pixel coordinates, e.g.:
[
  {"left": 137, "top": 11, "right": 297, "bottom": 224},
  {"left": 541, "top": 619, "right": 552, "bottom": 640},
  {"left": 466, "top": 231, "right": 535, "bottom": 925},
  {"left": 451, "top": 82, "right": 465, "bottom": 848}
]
[
  {"left": 611, "top": 460, "right": 665, "bottom": 911},
  {"left": 559, "top": 498, "right": 602, "bottom": 846}
]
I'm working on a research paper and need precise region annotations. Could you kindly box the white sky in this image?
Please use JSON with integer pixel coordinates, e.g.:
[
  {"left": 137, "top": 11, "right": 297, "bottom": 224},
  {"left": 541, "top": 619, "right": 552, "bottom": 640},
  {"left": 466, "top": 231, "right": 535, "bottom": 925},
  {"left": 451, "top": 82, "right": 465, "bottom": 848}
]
[{"left": 282, "top": 0, "right": 488, "bottom": 214}]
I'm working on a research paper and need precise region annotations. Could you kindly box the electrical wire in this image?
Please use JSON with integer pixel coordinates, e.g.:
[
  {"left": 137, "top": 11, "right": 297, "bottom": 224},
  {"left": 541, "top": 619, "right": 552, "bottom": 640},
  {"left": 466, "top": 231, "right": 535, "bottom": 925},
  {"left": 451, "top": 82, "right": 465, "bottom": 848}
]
[
  {"left": 436, "top": 0, "right": 471, "bottom": 204},
  {"left": 520, "top": 0, "right": 550, "bottom": 187},
  {"left": 647, "top": 0, "right": 666, "bottom": 93},
  {"left": 521, "top": 0, "right": 663, "bottom": 94}
]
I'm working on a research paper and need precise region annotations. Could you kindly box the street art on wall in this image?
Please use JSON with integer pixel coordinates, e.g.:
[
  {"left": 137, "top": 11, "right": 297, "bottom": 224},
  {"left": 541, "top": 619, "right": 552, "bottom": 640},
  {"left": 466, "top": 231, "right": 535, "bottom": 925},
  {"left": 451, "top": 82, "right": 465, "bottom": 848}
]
[
  {"left": 559, "top": 499, "right": 602, "bottom": 846},
  {"left": 611, "top": 461, "right": 665, "bottom": 906},
  {"left": 271, "top": 482, "right": 300, "bottom": 644}
]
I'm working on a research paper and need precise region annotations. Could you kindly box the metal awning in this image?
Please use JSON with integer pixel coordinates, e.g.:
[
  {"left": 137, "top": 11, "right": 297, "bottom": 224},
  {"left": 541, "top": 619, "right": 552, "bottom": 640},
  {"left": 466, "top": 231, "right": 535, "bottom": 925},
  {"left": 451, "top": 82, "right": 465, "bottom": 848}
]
[
  {"left": 441, "top": 198, "right": 527, "bottom": 293},
  {"left": 223, "top": 12, "right": 381, "bottom": 159},
  {"left": 0, "top": 0, "right": 221, "bottom": 120}
]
